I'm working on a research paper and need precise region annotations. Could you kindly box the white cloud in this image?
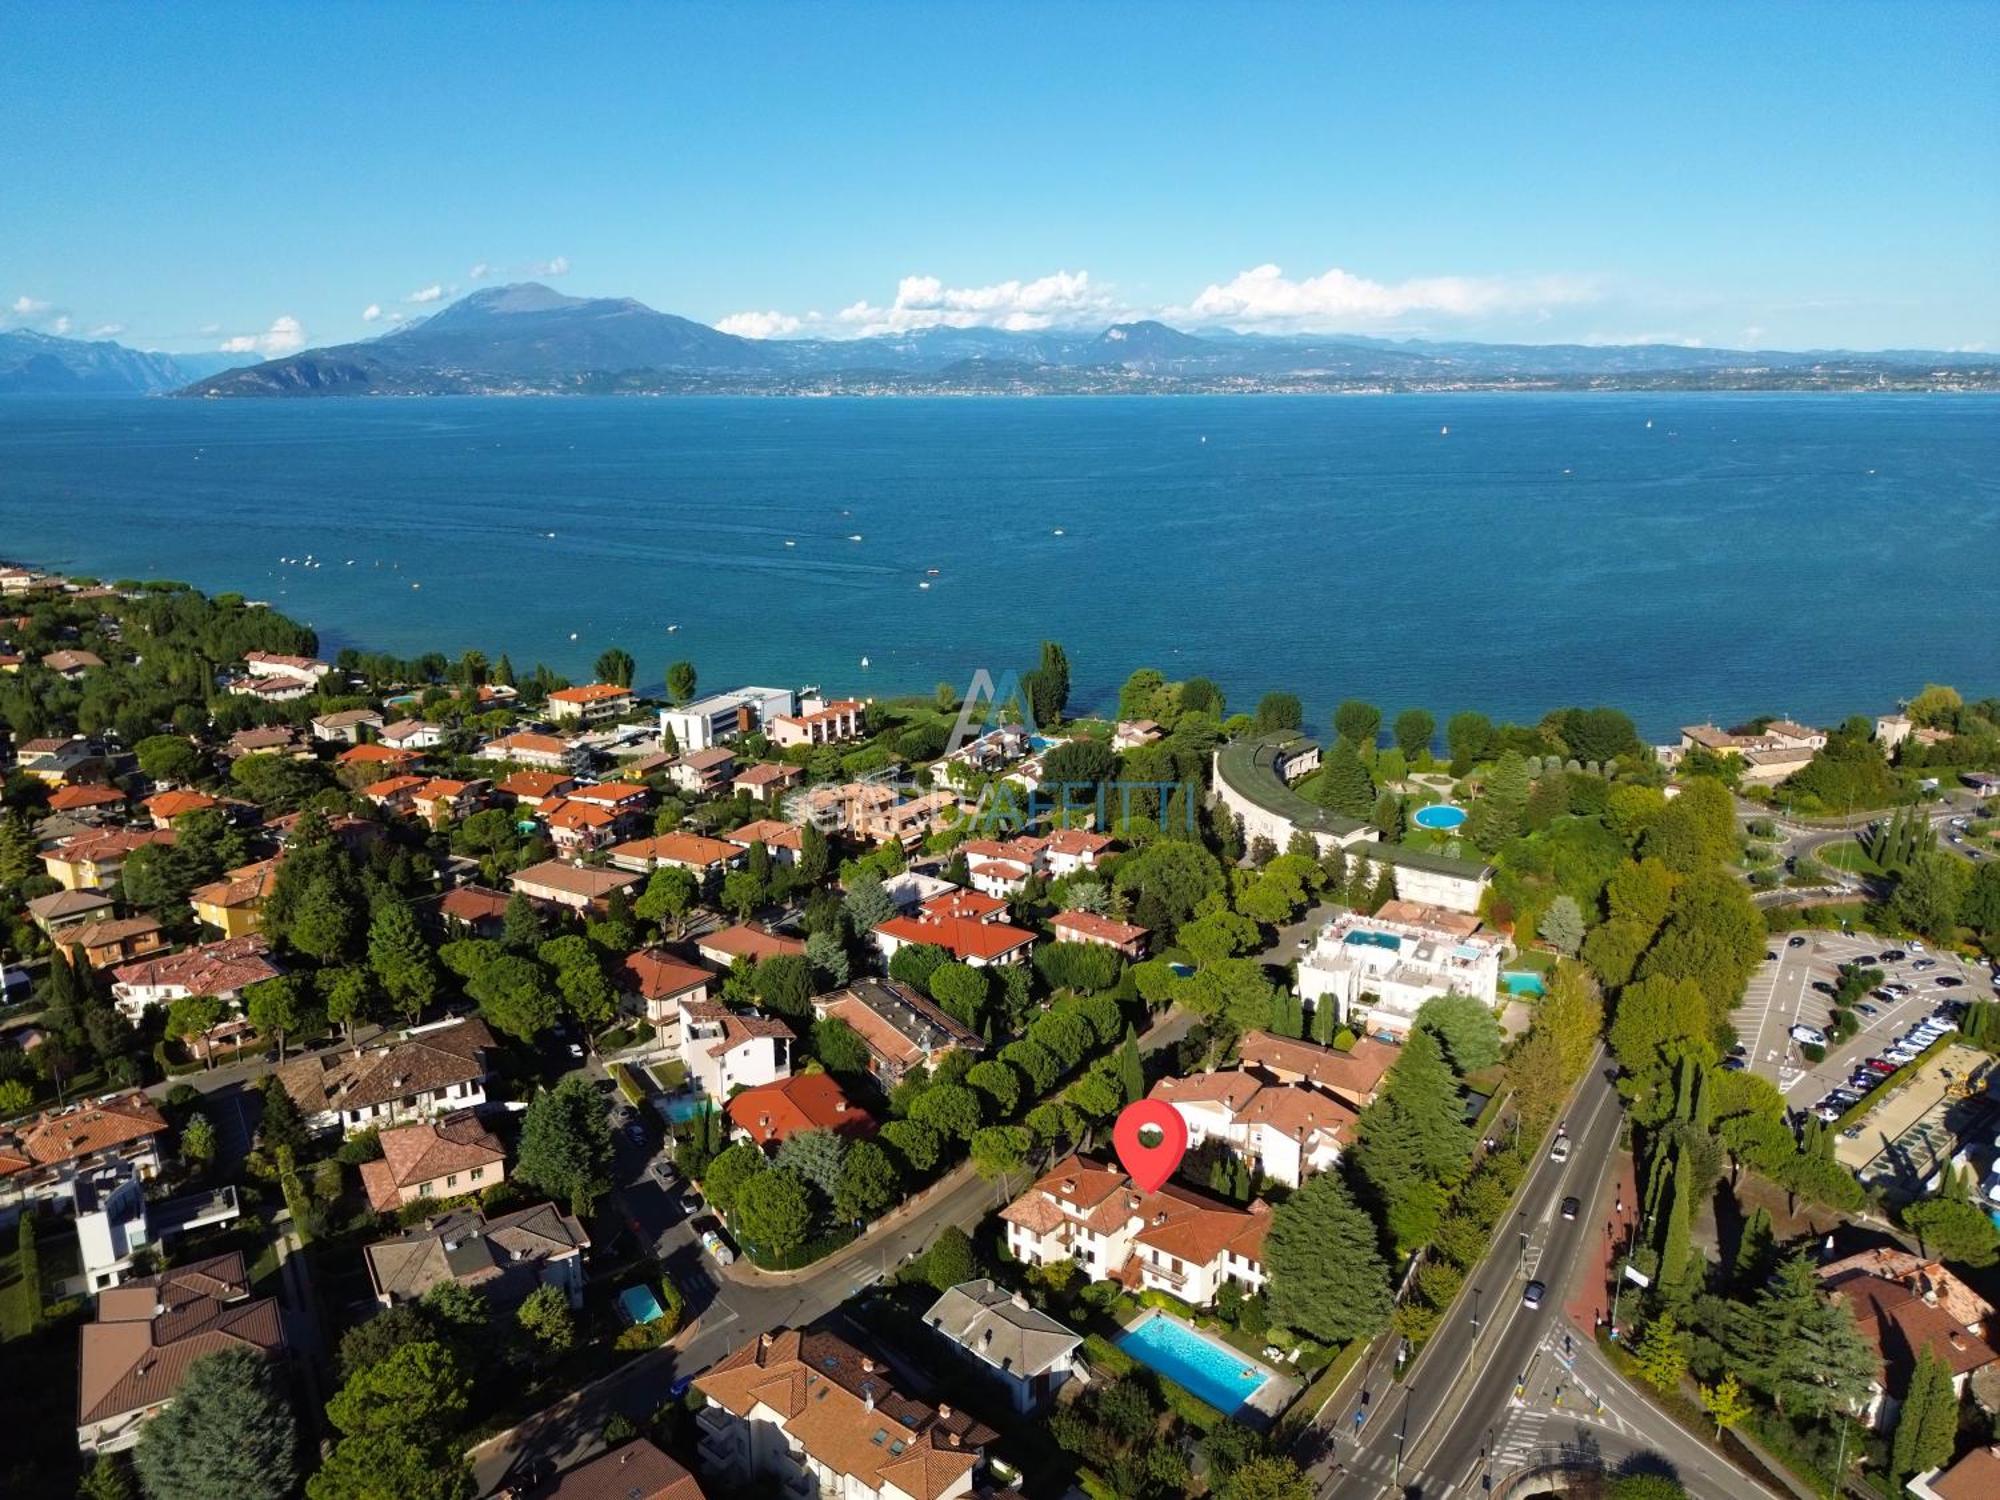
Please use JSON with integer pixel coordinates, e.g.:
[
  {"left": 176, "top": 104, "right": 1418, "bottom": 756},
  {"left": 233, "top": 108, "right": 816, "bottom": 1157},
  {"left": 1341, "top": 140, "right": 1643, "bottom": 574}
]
[
  {"left": 723, "top": 270, "right": 1112, "bottom": 340},
  {"left": 11, "top": 295, "right": 49, "bottom": 317},
  {"left": 716, "top": 309, "right": 804, "bottom": 340},
  {"left": 219, "top": 315, "right": 306, "bottom": 356},
  {"left": 51, "top": 315, "right": 71, "bottom": 335},
  {"left": 362, "top": 304, "right": 383, "bottom": 322},
  {"left": 199, "top": 322, "right": 222, "bottom": 336},
  {"left": 529, "top": 256, "right": 570, "bottom": 278},
  {"left": 88, "top": 323, "right": 125, "bottom": 339},
  {"left": 406, "top": 284, "right": 444, "bottom": 304},
  {"left": 1175, "top": 263, "right": 1596, "bottom": 332},
  {"left": 468, "top": 262, "right": 490, "bottom": 280}
]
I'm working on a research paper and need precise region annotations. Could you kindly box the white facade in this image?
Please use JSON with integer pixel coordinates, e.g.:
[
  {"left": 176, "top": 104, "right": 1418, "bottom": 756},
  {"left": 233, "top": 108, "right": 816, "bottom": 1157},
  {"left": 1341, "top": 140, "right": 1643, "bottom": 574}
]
[
  {"left": 659, "top": 685, "right": 796, "bottom": 752},
  {"left": 1296, "top": 906, "right": 1502, "bottom": 1035},
  {"left": 675, "top": 997, "right": 792, "bottom": 1100}
]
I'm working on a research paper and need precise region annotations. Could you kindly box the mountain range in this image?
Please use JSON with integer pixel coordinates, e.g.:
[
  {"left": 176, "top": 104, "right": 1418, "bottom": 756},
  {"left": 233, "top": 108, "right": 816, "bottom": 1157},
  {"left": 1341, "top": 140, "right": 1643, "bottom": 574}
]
[
  {"left": 7, "top": 284, "right": 1993, "bottom": 397},
  {"left": 0, "top": 331, "right": 245, "bottom": 395}
]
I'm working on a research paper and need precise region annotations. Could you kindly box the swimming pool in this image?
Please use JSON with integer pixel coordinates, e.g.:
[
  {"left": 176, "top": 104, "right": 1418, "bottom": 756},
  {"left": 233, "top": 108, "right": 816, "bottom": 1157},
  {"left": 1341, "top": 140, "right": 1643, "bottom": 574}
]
[
  {"left": 1412, "top": 803, "right": 1468, "bottom": 831},
  {"left": 1116, "top": 1313, "right": 1269, "bottom": 1414},
  {"left": 657, "top": 1092, "right": 711, "bottom": 1124},
  {"left": 618, "top": 1285, "right": 665, "bottom": 1325},
  {"left": 1503, "top": 971, "right": 1548, "bottom": 997}
]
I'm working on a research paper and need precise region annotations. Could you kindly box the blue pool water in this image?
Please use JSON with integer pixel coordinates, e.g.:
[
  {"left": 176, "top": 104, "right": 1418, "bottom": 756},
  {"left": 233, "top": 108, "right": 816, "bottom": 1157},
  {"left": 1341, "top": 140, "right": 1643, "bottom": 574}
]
[
  {"left": 1412, "top": 803, "right": 1468, "bottom": 831},
  {"left": 657, "top": 1092, "right": 710, "bottom": 1124},
  {"left": 1503, "top": 971, "right": 1548, "bottom": 997},
  {"left": 1345, "top": 930, "right": 1402, "bottom": 952},
  {"left": 1117, "top": 1313, "right": 1269, "bottom": 1414},
  {"left": 618, "top": 1285, "right": 665, "bottom": 1324}
]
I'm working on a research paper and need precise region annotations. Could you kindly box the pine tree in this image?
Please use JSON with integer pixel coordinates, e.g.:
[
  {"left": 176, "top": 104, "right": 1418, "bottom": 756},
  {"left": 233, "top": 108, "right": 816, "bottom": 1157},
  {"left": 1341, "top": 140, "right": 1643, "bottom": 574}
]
[
  {"left": 133, "top": 1347, "right": 298, "bottom": 1500},
  {"left": 368, "top": 896, "right": 441, "bottom": 1026},
  {"left": 1315, "top": 739, "right": 1375, "bottom": 818},
  {"left": 1264, "top": 1172, "right": 1393, "bottom": 1343},
  {"left": 1634, "top": 1314, "right": 1688, "bottom": 1394},
  {"left": 1368, "top": 862, "right": 1397, "bottom": 912},
  {"left": 1116, "top": 1030, "right": 1145, "bottom": 1105},
  {"left": 1658, "top": 1153, "right": 1693, "bottom": 1293},
  {"left": 1732, "top": 1205, "right": 1775, "bottom": 1290},
  {"left": 1892, "top": 1345, "right": 1958, "bottom": 1484}
]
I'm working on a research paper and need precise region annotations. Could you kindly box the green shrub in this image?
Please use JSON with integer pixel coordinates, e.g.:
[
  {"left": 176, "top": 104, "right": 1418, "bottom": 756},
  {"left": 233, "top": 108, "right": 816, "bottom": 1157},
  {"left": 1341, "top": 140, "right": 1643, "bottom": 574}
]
[{"left": 1080, "top": 1333, "right": 1138, "bottom": 1379}]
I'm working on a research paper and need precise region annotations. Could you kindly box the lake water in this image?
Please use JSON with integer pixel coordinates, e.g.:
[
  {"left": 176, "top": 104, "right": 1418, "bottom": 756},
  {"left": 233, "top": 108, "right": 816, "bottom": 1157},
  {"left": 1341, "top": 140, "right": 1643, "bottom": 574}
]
[{"left": 2, "top": 393, "right": 1994, "bottom": 737}]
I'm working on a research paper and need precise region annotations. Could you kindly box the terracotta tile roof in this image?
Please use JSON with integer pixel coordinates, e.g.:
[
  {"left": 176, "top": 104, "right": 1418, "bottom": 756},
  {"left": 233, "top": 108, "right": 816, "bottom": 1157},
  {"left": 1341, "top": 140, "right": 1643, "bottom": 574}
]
[
  {"left": 919, "top": 888, "right": 1007, "bottom": 922},
  {"left": 497, "top": 770, "right": 574, "bottom": 801},
  {"left": 243, "top": 650, "right": 326, "bottom": 673},
  {"left": 1371, "top": 899, "right": 1485, "bottom": 938},
  {"left": 1833, "top": 1273, "right": 1999, "bottom": 1390},
  {"left": 509, "top": 861, "right": 641, "bottom": 901},
  {"left": 617, "top": 948, "right": 713, "bottom": 1002},
  {"left": 1046, "top": 828, "right": 1114, "bottom": 857},
  {"left": 59, "top": 914, "right": 164, "bottom": 951},
  {"left": 812, "top": 979, "right": 981, "bottom": 1073},
  {"left": 541, "top": 798, "right": 620, "bottom": 831},
  {"left": 675, "top": 747, "right": 736, "bottom": 773},
  {"left": 550, "top": 682, "right": 632, "bottom": 705},
  {"left": 876, "top": 912, "right": 1035, "bottom": 963},
  {"left": 695, "top": 1329, "right": 986, "bottom": 1500},
  {"left": 1925, "top": 1446, "right": 2000, "bottom": 1500},
  {"left": 338, "top": 742, "right": 420, "bottom": 766},
  {"left": 78, "top": 1251, "right": 284, "bottom": 1426},
  {"left": 1819, "top": 1248, "right": 1997, "bottom": 1333},
  {"left": 681, "top": 1002, "right": 795, "bottom": 1060},
  {"left": 364, "top": 1201, "right": 590, "bottom": 1306},
  {"left": 531, "top": 1439, "right": 705, "bottom": 1500},
  {"left": 0, "top": 1091, "right": 167, "bottom": 1176},
  {"left": 49, "top": 827, "right": 175, "bottom": 867},
  {"left": 227, "top": 725, "right": 310, "bottom": 756},
  {"left": 112, "top": 935, "right": 279, "bottom": 997},
  {"left": 190, "top": 858, "right": 279, "bottom": 911},
  {"left": 439, "top": 885, "right": 513, "bottom": 925},
  {"left": 146, "top": 789, "right": 218, "bottom": 821},
  {"left": 412, "top": 777, "right": 480, "bottom": 801},
  {"left": 698, "top": 923, "right": 806, "bottom": 961},
  {"left": 727, "top": 1073, "right": 872, "bottom": 1145},
  {"left": 312, "top": 708, "right": 382, "bottom": 730},
  {"left": 376, "top": 718, "right": 431, "bottom": 742},
  {"left": 360, "top": 1110, "right": 505, "bottom": 1210},
  {"left": 275, "top": 1017, "right": 493, "bottom": 1116},
  {"left": 727, "top": 819, "right": 804, "bottom": 852},
  {"left": 1237, "top": 1030, "right": 1396, "bottom": 1103},
  {"left": 46, "top": 783, "right": 126, "bottom": 812},
  {"left": 43, "top": 648, "right": 106, "bottom": 672},
  {"left": 361, "top": 774, "right": 428, "bottom": 802},
  {"left": 610, "top": 831, "right": 739, "bottom": 868},
  {"left": 26, "top": 889, "right": 115, "bottom": 925},
  {"left": 564, "top": 781, "right": 649, "bottom": 808},
  {"left": 1130, "top": 1184, "right": 1271, "bottom": 1267},
  {"left": 1051, "top": 910, "right": 1148, "bottom": 946},
  {"left": 733, "top": 762, "right": 802, "bottom": 787}
]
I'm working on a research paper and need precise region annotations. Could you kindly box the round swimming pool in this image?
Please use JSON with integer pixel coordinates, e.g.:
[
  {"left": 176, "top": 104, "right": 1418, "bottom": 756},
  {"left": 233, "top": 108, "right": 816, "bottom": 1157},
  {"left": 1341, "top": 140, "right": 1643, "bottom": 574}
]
[{"left": 1411, "top": 803, "right": 1468, "bottom": 831}]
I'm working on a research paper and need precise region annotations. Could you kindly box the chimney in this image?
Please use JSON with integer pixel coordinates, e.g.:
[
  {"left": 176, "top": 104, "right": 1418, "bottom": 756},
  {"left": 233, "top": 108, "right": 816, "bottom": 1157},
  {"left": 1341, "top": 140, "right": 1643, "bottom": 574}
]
[
  {"left": 939, "top": 1403, "right": 952, "bottom": 1419},
  {"left": 864, "top": 1388, "right": 875, "bottom": 1412},
  {"left": 759, "top": 1332, "right": 774, "bottom": 1351},
  {"left": 949, "top": 1432, "right": 962, "bottom": 1448}
]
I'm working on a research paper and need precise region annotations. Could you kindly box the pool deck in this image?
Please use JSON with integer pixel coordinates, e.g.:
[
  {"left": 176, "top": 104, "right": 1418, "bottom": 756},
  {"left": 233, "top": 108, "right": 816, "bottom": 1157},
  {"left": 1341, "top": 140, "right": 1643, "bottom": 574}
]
[{"left": 1118, "top": 1310, "right": 1300, "bottom": 1426}]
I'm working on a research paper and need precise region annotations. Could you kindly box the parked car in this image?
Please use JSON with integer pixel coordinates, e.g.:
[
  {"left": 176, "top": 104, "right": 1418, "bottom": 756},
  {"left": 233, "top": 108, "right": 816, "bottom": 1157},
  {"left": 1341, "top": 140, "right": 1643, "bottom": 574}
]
[
  {"left": 1853, "top": 953, "right": 1879, "bottom": 966},
  {"left": 1791, "top": 1024, "right": 1827, "bottom": 1047},
  {"left": 1789, "top": 935, "right": 1809, "bottom": 948},
  {"left": 1914, "top": 959, "right": 1939, "bottom": 971},
  {"left": 1881, "top": 949, "right": 1907, "bottom": 962},
  {"left": 1550, "top": 1137, "right": 1572, "bottom": 1163},
  {"left": 1721, "top": 1057, "right": 1747, "bottom": 1071},
  {"left": 649, "top": 1159, "right": 677, "bottom": 1184},
  {"left": 1936, "top": 976, "right": 1964, "bottom": 989},
  {"left": 1865, "top": 1059, "right": 1897, "bottom": 1075},
  {"left": 1811, "top": 981, "right": 1837, "bottom": 997},
  {"left": 1857, "top": 1003, "right": 1878, "bottom": 1016}
]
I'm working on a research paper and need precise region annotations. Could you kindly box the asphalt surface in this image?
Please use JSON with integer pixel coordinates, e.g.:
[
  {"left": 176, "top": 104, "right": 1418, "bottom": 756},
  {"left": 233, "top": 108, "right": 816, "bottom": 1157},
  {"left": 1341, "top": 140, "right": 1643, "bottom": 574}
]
[
  {"left": 1319, "top": 1060, "right": 1775, "bottom": 1500},
  {"left": 1733, "top": 929, "right": 1995, "bottom": 1110},
  {"left": 469, "top": 1003, "right": 1200, "bottom": 1495}
]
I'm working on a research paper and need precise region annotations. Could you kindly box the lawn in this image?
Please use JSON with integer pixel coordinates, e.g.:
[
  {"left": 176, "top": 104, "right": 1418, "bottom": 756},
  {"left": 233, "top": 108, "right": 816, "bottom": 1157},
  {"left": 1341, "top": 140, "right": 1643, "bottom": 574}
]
[{"left": 1817, "top": 840, "right": 1885, "bottom": 875}]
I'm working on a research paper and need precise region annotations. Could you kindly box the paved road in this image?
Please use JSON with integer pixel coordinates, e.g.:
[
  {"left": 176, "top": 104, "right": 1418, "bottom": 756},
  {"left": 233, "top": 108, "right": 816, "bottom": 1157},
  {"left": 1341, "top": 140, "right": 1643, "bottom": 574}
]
[
  {"left": 1320, "top": 1060, "right": 1774, "bottom": 1500},
  {"left": 470, "top": 1006, "right": 1200, "bottom": 1494}
]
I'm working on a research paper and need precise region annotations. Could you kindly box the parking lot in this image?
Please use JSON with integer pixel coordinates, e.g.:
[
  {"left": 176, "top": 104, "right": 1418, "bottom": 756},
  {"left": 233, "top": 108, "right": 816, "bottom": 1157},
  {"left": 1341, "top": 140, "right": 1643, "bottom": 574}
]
[{"left": 1733, "top": 929, "right": 1995, "bottom": 1110}]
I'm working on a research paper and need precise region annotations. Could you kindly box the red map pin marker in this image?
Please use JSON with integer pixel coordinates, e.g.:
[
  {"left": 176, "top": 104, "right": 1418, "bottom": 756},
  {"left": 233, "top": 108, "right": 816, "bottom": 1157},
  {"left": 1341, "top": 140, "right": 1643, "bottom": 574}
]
[{"left": 1113, "top": 1098, "right": 1188, "bottom": 1193}]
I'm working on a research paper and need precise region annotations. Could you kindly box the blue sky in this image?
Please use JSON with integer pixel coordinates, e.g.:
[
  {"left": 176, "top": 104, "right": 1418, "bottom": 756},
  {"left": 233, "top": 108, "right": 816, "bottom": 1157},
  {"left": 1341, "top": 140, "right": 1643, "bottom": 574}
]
[{"left": 4, "top": 2, "right": 1994, "bottom": 355}]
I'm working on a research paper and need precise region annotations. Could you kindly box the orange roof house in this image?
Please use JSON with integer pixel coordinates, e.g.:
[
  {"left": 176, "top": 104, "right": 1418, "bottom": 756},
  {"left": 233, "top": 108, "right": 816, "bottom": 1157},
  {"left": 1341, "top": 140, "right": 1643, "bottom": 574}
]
[
  {"left": 143, "top": 789, "right": 218, "bottom": 827},
  {"left": 727, "top": 1073, "right": 874, "bottom": 1147},
  {"left": 360, "top": 1111, "right": 507, "bottom": 1213}
]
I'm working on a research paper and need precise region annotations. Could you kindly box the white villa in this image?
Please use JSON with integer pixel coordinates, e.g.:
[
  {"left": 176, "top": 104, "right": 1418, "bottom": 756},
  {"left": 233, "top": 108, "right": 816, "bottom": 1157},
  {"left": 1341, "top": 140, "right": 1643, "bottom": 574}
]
[{"left": 1296, "top": 899, "right": 1503, "bottom": 1036}]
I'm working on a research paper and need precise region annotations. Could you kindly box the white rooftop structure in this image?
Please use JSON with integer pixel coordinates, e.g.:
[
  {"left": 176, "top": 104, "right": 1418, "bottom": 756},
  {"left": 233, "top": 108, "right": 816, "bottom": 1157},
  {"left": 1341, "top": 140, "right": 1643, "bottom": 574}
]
[
  {"left": 659, "top": 686, "right": 797, "bottom": 752},
  {"left": 1296, "top": 899, "right": 1503, "bottom": 1036}
]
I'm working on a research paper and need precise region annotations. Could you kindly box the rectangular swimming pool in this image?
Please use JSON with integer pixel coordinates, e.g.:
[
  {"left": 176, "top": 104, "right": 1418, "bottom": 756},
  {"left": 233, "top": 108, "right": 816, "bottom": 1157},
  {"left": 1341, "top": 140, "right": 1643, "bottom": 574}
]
[
  {"left": 618, "top": 1285, "right": 664, "bottom": 1325},
  {"left": 1116, "top": 1312, "right": 1268, "bottom": 1414}
]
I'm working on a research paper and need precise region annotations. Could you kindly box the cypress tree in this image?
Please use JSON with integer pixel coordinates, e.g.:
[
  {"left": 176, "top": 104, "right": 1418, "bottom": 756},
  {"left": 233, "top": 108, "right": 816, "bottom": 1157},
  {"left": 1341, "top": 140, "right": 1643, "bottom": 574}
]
[{"left": 1659, "top": 1153, "right": 1693, "bottom": 1292}]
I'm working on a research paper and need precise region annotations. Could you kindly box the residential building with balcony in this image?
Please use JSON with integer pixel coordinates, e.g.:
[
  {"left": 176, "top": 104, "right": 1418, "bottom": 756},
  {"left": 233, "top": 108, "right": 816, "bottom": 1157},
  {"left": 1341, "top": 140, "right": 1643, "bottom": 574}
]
[
  {"left": 811, "top": 978, "right": 982, "bottom": 1085},
  {"left": 674, "top": 999, "right": 793, "bottom": 1100},
  {"left": 273, "top": 1016, "right": 494, "bottom": 1136},
  {"left": 922, "top": 1278, "right": 1081, "bottom": 1415},
  {"left": 359, "top": 1111, "right": 507, "bottom": 1212},
  {"left": 1295, "top": 900, "right": 1503, "bottom": 1036},
  {"left": 660, "top": 686, "right": 797, "bottom": 752},
  {"left": 364, "top": 1200, "right": 590, "bottom": 1310},
  {"left": 0, "top": 1092, "right": 170, "bottom": 1227}
]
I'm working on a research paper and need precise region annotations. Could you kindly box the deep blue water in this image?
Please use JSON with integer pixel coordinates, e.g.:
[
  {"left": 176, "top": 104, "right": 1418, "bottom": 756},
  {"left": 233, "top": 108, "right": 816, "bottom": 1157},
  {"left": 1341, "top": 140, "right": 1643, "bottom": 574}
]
[{"left": 1, "top": 394, "right": 1995, "bottom": 737}]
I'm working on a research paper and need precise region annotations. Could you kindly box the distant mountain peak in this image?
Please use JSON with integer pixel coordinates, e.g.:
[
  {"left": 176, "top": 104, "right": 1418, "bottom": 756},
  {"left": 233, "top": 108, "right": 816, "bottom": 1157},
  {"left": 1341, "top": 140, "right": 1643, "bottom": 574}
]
[{"left": 432, "top": 281, "right": 582, "bottom": 317}]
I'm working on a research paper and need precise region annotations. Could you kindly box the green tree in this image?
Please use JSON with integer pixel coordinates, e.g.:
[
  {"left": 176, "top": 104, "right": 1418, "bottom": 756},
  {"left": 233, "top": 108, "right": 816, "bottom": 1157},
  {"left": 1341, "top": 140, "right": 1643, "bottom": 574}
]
[
  {"left": 593, "top": 647, "right": 635, "bottom": 688},
  {"left": 1889, "top": 851, "right": 1972, "bottom": 940},
  {"left": 516, "top": 1076, "right": 614, "bottom": 1217},
  {"left": 501, "top": 892, "right": 544, "bottom": 952},
  {"left": 133, "top": 1347, "right": 298, "bottom": 1500},
  {"left": 633, "top": 865, "right": 698, "bottom": 935},
  {"left": 843, "top": 870, "right": 896, "bottom": 933},
  {"left": 1540, "top": 894, "right": 1586, "bottom": 956},
  {"left": 1394, "top": 708, "right": 1436, "bottom": 758},
  {"left": 1634, "top": 1314, "right": 1688, "bottom": 1394},
  {"left": 1264, "top": 1172, "right": 1393, "bottom": 1343},
  {"left": 80, "top": 1452, "right": 138, "bottom": 1500},
  {"left": 833, "top": 1139, "right": 900, "bottom": 1222},
  {"left": 17, "top": 1212, "right": 42, "bottom": 1332},
  {"left": 665, "top": 660, "right": 697, "bottom": 704},
  {"left": 135, "top": 733, "right": 203, "bottom": 785},
  {"left": 970, "top": 1124, "right": 1033, "bottom": 1181},
  {"left": 775, "top": 1128, "right": 848, "bottom": 1201},
  {"left": 1658, "top": 1153, "right": 1693, "bottom": 1291},
  {"left": 1220, "top": 1455, "right": 1314, "bottom": 1500},
  {"left": 1698, "top": 1370, "right": 1752, "bottom": 1440},
  {"left": 1903, "top": 1343, "right": 1962, "bottom": 1484},
  {"left": 1468, "top": 751, "right": 1530, "bottom": 853},
  {"left": 245, "top": 975, "right": 318, "bottom": 1062},
  {"left": 307, "top": 1432, "right": 474, "bottom": 1500},
  {"left": 1446, "top": 711, "right": 1493, "bottom": 768},
  {"left": 917, "top": 1225, "right": 978, "bottom": 1291},
  {"left": 179, "top": 1111, "right": 217, "bottom": 1170},
  {"left": 367, "top": 896, "right": 441, "bottom": 1025},
  {"left": 325, "top": 1338, "right": 471, "bottom": 1437},
  {"left": 734, "top": 1169, "right": 813, "bottom": 1257},
  {"left": 1333, "top": 700, "right": 1382, "bottom": 748},
  {"left": 877, "top": 1119, "right": 941, "bottom": 1176},
  {"left": 964, "top": 1059, "right": 1022, "bottom": 1119},
  {"left": 909, "top": 1081, "right": 984, "bottom": 1143},
  {"left": 1414, "top": 992, "right": 1503, "bottom": 1072},
  {"left": 515, "top": 1283, "right": 577, "bottom": 1357},
  {"left": 700, "top": 1140, "right": 768, "bottom": 1216},
  {"left": 1904, "top": 1190, "right": 2000, "bottom": 1267},
  {"left": 1116, "top": 1031, "right": 1146, "bottom": 1105},
  {"left": 1308, "top": 737, "right": 1374, "bottom": 819},
  {"left": 1354, "top": 1027, "right": 1474, "bottom": 1217},
  {"left": 1253, "top": 693, "right": 1304, "bottom": 733},
  {"left": 257, "top": 1074, "right": 309, "bottom": 1157}
]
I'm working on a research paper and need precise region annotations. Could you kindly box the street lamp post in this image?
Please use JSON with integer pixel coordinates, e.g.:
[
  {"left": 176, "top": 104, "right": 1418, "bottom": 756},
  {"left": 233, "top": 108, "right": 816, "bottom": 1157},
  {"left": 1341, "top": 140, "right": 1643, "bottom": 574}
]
[
  {"left": 1471, "top": 1285, "right": 1482, "bottom": 1331},
  {"left": 1392, "top": 1387, "right": 1411, "bottom": 1489}
]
